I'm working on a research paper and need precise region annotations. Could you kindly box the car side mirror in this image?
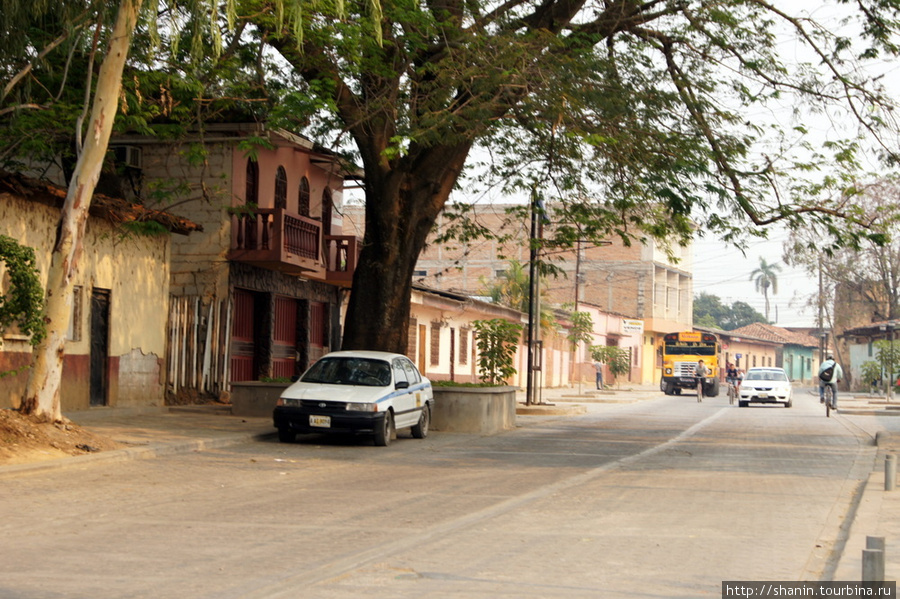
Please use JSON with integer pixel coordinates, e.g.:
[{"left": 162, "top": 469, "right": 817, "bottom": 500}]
[{"left": 395, "top": 380, "right": 410, "bottom": 390}]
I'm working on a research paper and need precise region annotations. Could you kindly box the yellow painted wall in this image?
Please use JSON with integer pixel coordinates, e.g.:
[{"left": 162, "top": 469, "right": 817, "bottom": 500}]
[{"left": 0, "top": 194, "right": 171, "bottom": 409}]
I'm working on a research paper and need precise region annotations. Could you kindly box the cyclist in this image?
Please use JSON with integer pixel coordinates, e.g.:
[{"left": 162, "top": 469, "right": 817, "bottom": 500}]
[
  {"left": 696, "top": 359, "right": 709, "bottom": 402},
  {"left": 818, "top": 354, "right": 843, "bottom": 410}
]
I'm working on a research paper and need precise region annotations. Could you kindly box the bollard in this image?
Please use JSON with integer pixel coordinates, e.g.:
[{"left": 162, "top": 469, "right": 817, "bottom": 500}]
[
  {"left": 886, "top": 455, "right": 897, "bottom": 491},
  {"left": 863, "top": 548, "right": 885, "bottom": 582}
]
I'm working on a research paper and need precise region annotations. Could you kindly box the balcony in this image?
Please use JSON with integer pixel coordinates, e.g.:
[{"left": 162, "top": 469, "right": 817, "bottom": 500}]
[
  {"left": 228, "top": 207, "right": 359, "bottom": 287},
  {"left": 323, "top": 235, "right": 360, "bottom": 287}
]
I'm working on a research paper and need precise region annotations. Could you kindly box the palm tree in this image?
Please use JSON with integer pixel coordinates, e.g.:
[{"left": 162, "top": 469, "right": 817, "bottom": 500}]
[
  {"left": 480, "top": 260, "right": 556, "bottom": 333},
  {"left": 750, "top": 258, "right": 783, "bottom": 322}
]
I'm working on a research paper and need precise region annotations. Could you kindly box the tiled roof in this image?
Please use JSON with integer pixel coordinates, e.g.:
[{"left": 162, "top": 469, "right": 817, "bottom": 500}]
[
  {"left": 729, "top": 322, "right": 819, "bottom": 348},
  {"left": 0, "top": 171, "right": 203, "bottom": 235}
]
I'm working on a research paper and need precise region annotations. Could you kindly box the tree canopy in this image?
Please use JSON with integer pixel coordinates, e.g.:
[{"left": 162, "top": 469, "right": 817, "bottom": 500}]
[
  {"left": 786, "top": 177, "right": 900, "bottom": 325},
  {"left": 3, "top": 0, "right": 900, "bottom": 354},
  {"left": 694, "top": 291, "right": 768, "bottom": 330},
  {"left": 244, "top": 0, "right": 900, "bottom": 351}
]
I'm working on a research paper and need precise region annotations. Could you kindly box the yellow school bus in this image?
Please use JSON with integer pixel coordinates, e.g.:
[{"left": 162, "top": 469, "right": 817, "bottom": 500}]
[{"left": 660, "top": 331, "right": 721, "bottom": 397}]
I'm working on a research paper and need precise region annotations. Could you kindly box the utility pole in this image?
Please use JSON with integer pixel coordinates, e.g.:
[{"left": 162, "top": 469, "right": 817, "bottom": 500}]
[
  {"left": 818, "top": 254, "right": 825, "bottom": 362},
  {"left": 526, "top": 191, "right": 540, "bottom": 406},
  {"left": 574, "top": 239, "right": 582, "bottom": 312}
]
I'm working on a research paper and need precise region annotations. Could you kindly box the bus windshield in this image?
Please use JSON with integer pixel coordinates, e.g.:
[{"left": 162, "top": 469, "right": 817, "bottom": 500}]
[{"left": 664, "top": 342, "right": 717, "bottom": 357}]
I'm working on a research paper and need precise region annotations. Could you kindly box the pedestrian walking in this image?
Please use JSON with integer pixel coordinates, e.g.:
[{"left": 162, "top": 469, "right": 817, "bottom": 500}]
[{"left": 593, "top": 359, "right": 604, "bottom": 390}]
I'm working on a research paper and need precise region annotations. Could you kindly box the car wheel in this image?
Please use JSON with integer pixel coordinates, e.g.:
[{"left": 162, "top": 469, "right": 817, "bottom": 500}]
[
  {"left": 411, "top": 405, "right": 430, "bottom": 439},
  {"left": 738, "top": 401, "right": 748, "bottom": 408},
  {"left": 674, "top": 388, "right": 682, "bottom": 396},
  {"left": 785, "top": 400, "right": 793, "bottom": 408},
  {"left": 374, "top": 411, "right": 395, "bottom": 447},
  {"left": 278, "top": 428, "right": 295, "bottom": 443}
]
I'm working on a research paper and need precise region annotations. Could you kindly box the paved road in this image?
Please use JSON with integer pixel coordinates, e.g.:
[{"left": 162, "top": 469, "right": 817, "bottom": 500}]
[{"left": 0, "top": 391, "right": 878, "bottom": 598}]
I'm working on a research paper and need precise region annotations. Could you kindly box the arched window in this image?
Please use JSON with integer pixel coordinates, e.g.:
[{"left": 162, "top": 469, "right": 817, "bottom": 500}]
[
  {"left": 274, "top": 166, "right": 288, "bottom": 209},
  {"left": 322, "top": 188, "right": 333, "bottom": 235},
  {"left": 298, "top": 177, "right": 310, "bottom": 217},
  {"left": 245, "top": 160, "right": 259, "bottom": 205}
]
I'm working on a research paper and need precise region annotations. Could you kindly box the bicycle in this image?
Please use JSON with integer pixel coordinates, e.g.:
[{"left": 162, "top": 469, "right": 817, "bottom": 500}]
[{"left": 823, "top": 384, "right": 835, "bottom": 417}]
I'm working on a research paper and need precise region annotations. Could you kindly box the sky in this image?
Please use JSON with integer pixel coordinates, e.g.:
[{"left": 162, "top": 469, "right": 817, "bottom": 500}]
[{"left": 692, "top": 228, "right": 821, "bottom": 329}]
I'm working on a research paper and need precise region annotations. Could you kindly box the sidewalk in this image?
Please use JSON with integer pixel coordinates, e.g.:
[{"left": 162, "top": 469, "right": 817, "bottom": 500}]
[
  {"left": 0, "top": 405, "right": 276, "bottom": 478},
  {"left": 834, "top": 430, "right": 900, "bottom": 583},
  {"left": 515, "top": 382, "right": 663, "bottom": 415}
]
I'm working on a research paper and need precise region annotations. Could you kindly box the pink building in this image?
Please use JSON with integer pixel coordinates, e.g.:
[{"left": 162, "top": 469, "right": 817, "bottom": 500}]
[{"left": 110, "top": 125, "right": 361, "bottom": 401}]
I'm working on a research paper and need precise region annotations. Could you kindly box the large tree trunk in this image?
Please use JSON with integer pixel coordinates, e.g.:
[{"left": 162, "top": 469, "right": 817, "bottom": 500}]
[
  {"left": 20, "top": 0, "right": 141, "bottom": 422},
  {"left": 342, "top": 144, "right": 472, "bottom": 353}
]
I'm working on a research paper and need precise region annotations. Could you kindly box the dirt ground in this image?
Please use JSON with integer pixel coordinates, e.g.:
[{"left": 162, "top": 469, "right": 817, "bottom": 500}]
[{"left": 0, "top": 409, "right": 121, "bottom": 466}]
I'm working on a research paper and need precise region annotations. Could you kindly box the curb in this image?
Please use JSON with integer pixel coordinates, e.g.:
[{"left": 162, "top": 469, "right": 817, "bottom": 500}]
[
  {"left": 832, "top": 434, "right": 891, "bottom": 581},
  {"left": 516, "top": 404, "right": 588, "bottom": 416},
  {"left": 0, "top": 431, "right": 277, "bottom": 479}
]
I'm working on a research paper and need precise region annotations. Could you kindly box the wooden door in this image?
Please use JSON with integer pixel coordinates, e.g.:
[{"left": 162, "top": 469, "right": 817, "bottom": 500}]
[
  {"left": 89, "top": 289, "right": 110, "bottom": 406},
  {"left": 272, "top": 296, "right": 298, "bottom": 379},
  {"left": 231, "top": 289, "right": 257, "bottom": 382}
]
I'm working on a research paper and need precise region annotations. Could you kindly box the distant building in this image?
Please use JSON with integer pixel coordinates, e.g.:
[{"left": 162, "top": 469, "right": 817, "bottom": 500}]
[
  {"left": 342, "top": 202, "right": 691, "bottom": 385},
  {"left": 726, "top": 322, "right": 819, "bottom": 383},
  {"left": 841, "top": 320, "right": 900, "bottom": 391},
  {"left": 108, "top": 125, "right": 361, "bottom": 401}
]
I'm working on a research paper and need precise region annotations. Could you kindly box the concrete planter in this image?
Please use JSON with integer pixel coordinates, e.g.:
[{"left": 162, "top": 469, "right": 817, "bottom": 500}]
[
  {"left": 230, "top": 381, "right": 290, "bottom": 418},
  {"left": 431, "top": 385, "right": 517, "bottom": 434}
]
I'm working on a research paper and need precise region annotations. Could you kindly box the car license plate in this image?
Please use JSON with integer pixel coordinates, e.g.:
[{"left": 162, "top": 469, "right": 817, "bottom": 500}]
[
  {"left": 309, "top": 415, "right": 331, "bottom": 428},
  {"left": 758, "top": 392, "right": 768, "bottom": 399}
]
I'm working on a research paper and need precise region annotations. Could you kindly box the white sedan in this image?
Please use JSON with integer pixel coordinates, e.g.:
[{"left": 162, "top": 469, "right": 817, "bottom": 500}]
[
  {"left": 273, "top": 351, "right": 434, "bottom": 446},
  {"left": 738, "top": 367, "right": 793, "bottom": 408}
]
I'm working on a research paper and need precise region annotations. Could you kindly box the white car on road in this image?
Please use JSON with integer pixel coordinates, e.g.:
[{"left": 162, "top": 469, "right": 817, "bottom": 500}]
[
  {"left": 738, "top": 367, "right": 793, "bottom": 408},
  {"left": 273, "top": 351, "right": 434, "bottom": 446}
]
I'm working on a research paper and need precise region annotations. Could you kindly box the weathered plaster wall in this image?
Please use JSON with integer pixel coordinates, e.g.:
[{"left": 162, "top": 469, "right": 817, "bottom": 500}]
[{"left": 0, "top": 193, "right": 171, "bottom": 410}]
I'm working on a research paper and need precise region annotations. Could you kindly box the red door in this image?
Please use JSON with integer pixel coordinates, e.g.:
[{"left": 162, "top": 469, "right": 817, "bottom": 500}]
[
  {"left": 231, "top": 289, "right": 256, "bottom": 381},
  {"left": 273, "top": 296, "right": 298, "bottom": 379}
]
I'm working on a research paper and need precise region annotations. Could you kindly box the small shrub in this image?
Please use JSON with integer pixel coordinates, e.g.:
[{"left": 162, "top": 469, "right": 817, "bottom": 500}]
[{"left": 472, "top": 318, "right": 523, "bottom": 385}]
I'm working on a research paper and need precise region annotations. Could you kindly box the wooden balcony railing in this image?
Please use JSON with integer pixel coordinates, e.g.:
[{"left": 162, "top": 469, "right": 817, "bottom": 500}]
[
  {"left": 323, "top": 235, "right": 360, "bottom": 286},
  {"left": 228, "top": 207, "right": 360, "bottom": 287},
  {"left": 229, "top": 208, "right": 321, "bottom": 274}
]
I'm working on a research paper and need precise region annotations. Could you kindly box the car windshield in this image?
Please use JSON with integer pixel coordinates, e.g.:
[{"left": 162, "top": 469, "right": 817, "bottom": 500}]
[
  {"left": 745, "top": 370, "right": 788, "bottom": 382},
  {"left": 300, "top": 357, "right": 392, "bottom": 387}
]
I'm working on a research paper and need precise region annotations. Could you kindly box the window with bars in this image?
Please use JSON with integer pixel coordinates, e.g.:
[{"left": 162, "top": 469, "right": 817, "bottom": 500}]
[
  {"left": 67, "top": 285, "right": 83, "bottom": 341},
  {"left": 407, "top": 319, "right": 418, "bottom": 361},
  {"left": 430, "top": 321, "right": 441, "bottom": 366},
  {"left": 459, "top": 327, "right": 469, "bottom": 365}
]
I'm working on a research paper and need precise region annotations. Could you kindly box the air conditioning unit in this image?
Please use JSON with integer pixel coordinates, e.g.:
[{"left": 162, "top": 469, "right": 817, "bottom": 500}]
[{"left": 111, "top": 145, "right": 142, "bottom": 169}]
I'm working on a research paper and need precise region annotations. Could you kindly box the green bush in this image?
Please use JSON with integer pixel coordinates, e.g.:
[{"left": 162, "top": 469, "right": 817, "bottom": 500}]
[{"left": 472, "top": 318, "right": 523, "bottom": 385}]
